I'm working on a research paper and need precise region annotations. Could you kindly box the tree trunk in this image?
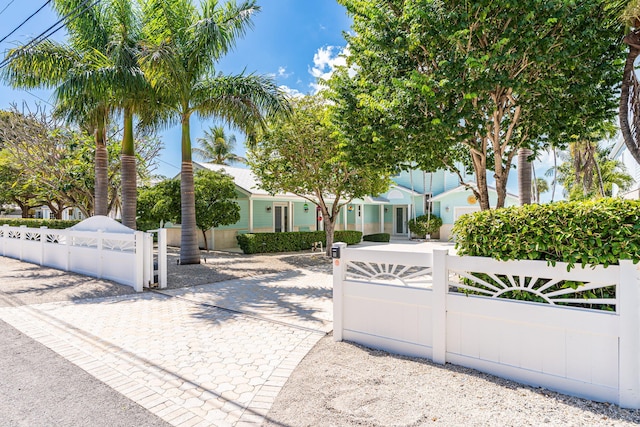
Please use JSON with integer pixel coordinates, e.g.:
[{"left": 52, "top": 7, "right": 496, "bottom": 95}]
[
  {"left": 94, "top": 120, "right": 109, "bottom": 216},
  {"left": 180, "top": 115, "right": 200, "bottom": 265},
  {"left": 471, "top": 152, "right": 491, "bottom": 210},
  {"left": 201, "top": 228, "right": 209, "bottom": 251},
  {"left": 120, "top": 107, "right": 137, "bottom": 229},
  {"left": 518, "top": 148, "right": 533, "bottom": 205},
  {"left": 324, "top": 217, "right": 336, "bottom": 257},
  {"left": 620, "top": 32, "right": 640, "bottom": 166}
]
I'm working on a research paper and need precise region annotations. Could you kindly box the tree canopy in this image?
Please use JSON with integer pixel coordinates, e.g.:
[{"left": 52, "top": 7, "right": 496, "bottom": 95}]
[
  {"left": 330, "top": 0, "right": 625, "bottom": 209},
  {"left": 249, "top": 95, "right": 390, "bottom": 253}
]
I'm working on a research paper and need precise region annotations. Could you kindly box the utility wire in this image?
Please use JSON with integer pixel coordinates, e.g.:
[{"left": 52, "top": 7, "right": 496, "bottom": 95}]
[
  {"left": 0, "top": 0, "right": 15, "bottom": 17},
  {"left": 0, "top": 0, "right": 101, "bottom": 69},
  {"left": 0, "top": 0, "right": 52, "bottom": 45}
]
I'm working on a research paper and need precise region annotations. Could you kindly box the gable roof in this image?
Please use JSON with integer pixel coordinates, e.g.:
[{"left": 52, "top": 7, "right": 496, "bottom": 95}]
[
  {"left": 430, "top": 184, "right": 519, "bottom": 202},
  {"left": 193, "top": 162, "right": 302, "bottom": 198}
]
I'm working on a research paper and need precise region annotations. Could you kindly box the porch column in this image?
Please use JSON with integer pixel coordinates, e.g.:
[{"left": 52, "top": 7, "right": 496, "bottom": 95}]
[
  {"left": 407, "top": 204, "right": 412, "bottom": 238},
  {"left": 360, "top": 204, "right": 365, "bottom": 233},
  {"left": 379, "top": 205, "right": 384, "bottom": 233},
  {"left": 343, "top": 206, "right": 348, "bottom": 231},
  {"left": 288, "top": 201, "right": 293, "bottom": 232},
  {"left": 249, "top": 198, "right": 254, "bottom": 233}
]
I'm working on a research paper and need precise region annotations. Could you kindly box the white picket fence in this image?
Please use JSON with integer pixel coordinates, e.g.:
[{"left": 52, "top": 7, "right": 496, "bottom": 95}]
[
  {"left": 332, "top": 243, "right": 640, "bottom": 409},
  {"left": 0, "top": 224, "right": 167, "bottom": 291}
]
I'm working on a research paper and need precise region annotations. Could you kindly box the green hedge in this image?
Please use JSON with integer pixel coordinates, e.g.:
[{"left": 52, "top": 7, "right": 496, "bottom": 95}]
[
  {"left": 408, "top": 214, "right": 442, "bottom": 236},
  {"left": 363, "top": 233, "right": 390, "bottom": 242},
  {"left": 452, "top": 198, "right": 640, "bottom": 268},
  {"left": 334, "top": 230, "right": 363, "bottom": 245},
  {"left": 236, "top": 230, "right": 362, "bottom": 254},
  {"left": 0, "top": 218, "right": 80, "bottom": 229}
]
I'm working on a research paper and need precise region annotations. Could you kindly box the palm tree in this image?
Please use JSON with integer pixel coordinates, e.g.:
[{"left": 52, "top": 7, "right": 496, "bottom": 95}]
[
  {"left": 517, "top": 148, "right": 533, "bottom": 205},
  {"left": 140, "top": 0, "right": 289, "bottom": 264},
  {"left": 532, "top": 178, "right": 549, "bottom": 204},
  {"left": 618, "top": 1, "right": 640, "bottom": 165},
  {"left": 2, "top": 0, "right": 150, "bottom": 224},
  {"left": 195, "top": 126, "right": 246, "bottom": 165}
]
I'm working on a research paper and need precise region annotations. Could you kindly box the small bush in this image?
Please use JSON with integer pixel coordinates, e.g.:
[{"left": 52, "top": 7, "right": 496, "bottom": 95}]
[
  {"left": 363, "top": 233, "right": 390, "bottom": 242},
  {"left": 0, "top": 218, "right": 80, "bottom": 229},
  {"left": 452, "top": 198, "right": 640, "bottom": 267},
  {"left": 408, "top": 214, "right": 442, "bottom": 236},
  {"left": 334, "top": 230, "right": 362, "bottom": 245},
  {"left": 236, "top": 230, "right": 362, "bottom": 254}
]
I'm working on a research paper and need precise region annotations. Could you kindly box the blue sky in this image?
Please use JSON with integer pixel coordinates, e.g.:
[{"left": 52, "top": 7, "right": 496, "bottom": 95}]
[
  {"left": 0, "top": 0, "right": 352, "bottom": 178},
  {"left": 0, "top": 0, "right": 558, "bottom": 200}
]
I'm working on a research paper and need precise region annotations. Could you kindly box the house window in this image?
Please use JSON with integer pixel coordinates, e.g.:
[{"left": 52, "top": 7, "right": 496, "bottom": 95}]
[{"left": 425, "top": 194, "right": 433, "bottom": 214}]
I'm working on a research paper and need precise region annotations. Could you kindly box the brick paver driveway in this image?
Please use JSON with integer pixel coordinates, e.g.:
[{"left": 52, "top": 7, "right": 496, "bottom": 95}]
[{"left": 0, "top": 257, "right": 332, "bottom": 426}]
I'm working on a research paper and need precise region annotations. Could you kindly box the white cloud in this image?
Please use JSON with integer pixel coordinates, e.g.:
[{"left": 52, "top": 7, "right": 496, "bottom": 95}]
[
  {"left": 277, "top": 66, "right": 292, "bottom": 79},
  {"left": 308, "top": 45, "right": 352, "bottom": 93},
  {"left": 279, "top": 85, "right": 304, "bottom": 99}
]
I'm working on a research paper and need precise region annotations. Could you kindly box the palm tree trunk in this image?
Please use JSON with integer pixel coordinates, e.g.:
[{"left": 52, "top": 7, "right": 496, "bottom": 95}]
[
  {"left": 620, "top": 31, "right": 640, "bottom": 165},
  {"left": 94, "top": 120, "right": 109, "bottom": 216},
  {"left": 121, "top": 107, "right": 137, "bottom": 229},
  {"left": 180, "top": 115, "right": 200, "bottom": 264},
  {"left": 518, "top": 148, "right": 532, "bottom": 205}
]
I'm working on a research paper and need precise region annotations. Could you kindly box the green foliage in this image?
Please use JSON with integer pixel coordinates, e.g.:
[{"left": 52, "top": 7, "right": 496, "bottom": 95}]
[
  {"left": 236, "top": 230, "right": 362, "bottom": 254},
  {"left": 136, "top": 170, "right": 240, "bottom": 240},
  {"left": 249, "top": 94, "right": 390, "bottom": 252},
  {"left": 408, "top": 215, "right": 443, "bottom": 237},
  {"left": 236, "top": 231, "right": 326, "bottom": 254},
  {"left": 0, "top": 218, "right": 80, "bottom": 229},
  {"left": 363, "top": 233, "right": 390, "bottom": 242},
  {"left": 334, "top": 230, "right": 363, "bottom": 245},
  {"left": 453, "top": 198, "right": 640, "bottom": 268},
  {"left": 331, "top": 0, "right": 624, "bottom": 210}
]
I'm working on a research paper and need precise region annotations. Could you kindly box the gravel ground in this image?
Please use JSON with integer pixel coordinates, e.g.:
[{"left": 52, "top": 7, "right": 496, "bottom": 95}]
[
  {"left": 266, "top": 335, "right": 640, "bottom": 427},
  {"left": 165, "top": 246, "right": 332, "bottom": 289}
]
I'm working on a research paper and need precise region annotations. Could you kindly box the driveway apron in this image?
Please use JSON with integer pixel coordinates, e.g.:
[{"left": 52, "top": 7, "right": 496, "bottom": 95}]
[{"left": 0, "top": 258, "right": 332, "bottom": 426}]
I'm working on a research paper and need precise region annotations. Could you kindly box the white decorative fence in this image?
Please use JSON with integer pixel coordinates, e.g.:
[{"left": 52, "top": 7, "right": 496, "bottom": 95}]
[
  {"left": 332, "top": 243, "right": 640, "bottom": 409},
  {"left": 0, "top": 223, "right": 167, "bottom": 292}
]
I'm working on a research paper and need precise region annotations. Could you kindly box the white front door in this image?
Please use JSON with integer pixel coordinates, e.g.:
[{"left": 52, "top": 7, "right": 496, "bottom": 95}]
[{"left": 394, "top": 206, "right": 407, "bottom": 235}]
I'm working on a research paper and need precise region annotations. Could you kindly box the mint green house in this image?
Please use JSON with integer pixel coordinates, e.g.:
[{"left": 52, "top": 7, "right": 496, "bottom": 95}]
[{"left": 166, "top": 163, "right": 518, "bottom": 249}]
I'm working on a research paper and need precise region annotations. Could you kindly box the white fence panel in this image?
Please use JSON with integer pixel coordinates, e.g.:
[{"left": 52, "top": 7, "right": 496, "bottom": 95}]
[
  {"left": 0, "top": 223, "right": 165, "bottom": 292},
  {"left": 333, "top": 244, "right": 640, "bottom": 409}
]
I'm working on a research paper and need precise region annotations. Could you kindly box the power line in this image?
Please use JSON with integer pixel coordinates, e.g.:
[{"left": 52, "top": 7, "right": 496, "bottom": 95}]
[
  {"left": 0, "top": 0, "right": 52, "bottom": 45},
  {"left": 0, "top": 0, "right": 101, "bottom": 70},
  {"left": 0, "top": 0, "right": 15, "bottom": 17}
]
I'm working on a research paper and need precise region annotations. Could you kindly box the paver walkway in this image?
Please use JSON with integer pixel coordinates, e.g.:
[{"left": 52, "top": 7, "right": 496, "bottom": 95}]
[{"left": 0, "top": 260, "right": 333, "bottom": 426}]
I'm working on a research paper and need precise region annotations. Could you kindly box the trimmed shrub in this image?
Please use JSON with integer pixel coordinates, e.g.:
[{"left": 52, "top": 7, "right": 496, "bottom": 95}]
[
  {"left": 452, "top": 198, "right": 640, "bottom": 268},
  {"left": 334, "top": 230, "right": 362, "bottom": 245},
  {"left": 236, "top": 230, "right": 363, "bottom": 254},
  {"left": 0, "top": 218, "right": 80, "bottom": 229},
  {"left": 363, "top": 233, "right": 390, "bottom": 242},
  {"left": 408, "top": 214, "right": 442, "bottom": 237},
  {"left": 236, "top": 231, "right": 324, "bottom": 254}
]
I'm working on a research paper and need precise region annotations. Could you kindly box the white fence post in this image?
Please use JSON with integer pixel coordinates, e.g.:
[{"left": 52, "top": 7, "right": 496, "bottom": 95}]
[
  {"left": 618, "top": 259, "right": 640, "bottom": 408},
  {"left": 65, "top": 230, "right": 71, "bottom": 272},
  {"left": 97, "top": 230, "right": 103, "bottom": 279},
  {"left": 133, "top": 231, "right": 144, "bottom": 292},
  {"left": 333, "top": 242, "right": 347, "bottom": 342},
  {"left": 19, "top": 225, "right": 26, "bottom": 261},
  {"left": 432, "top": 249, "right": 448, "bottom": 364},
  {"left": 158, "top": 228, "right": 167, "bottom": 289},
  {"left": 39, "top": 226, "right": 47, "bottom": 266},
  {"left": 143, "top": 233, "right": 152, "bottom": 287},
  {"left": 1, "top": 224, "right": 6, "bottom": 256}
]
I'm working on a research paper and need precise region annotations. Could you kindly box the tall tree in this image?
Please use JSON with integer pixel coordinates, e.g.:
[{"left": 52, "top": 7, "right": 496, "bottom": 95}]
[
  {"left": 249, "top": 95, "right": 390, "bottom": 255},
  {"left": 331, "top": 0, "right": 624, "bottom": 210},
  {"left": 194, "top": 126, "right": 246, "bottom": 165},
  {"left": 140, "top": 0, "right": 289, "bottom": 264},
  {"left": 617, "top": 1, "right": 640, "bottom": 165},
  {"left": 532, "top": 178, "right": 549, "bottom": 204},
  {"left": 3, "top": 0, "right": 153, "bottom": 226}
]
